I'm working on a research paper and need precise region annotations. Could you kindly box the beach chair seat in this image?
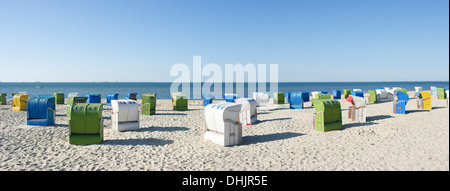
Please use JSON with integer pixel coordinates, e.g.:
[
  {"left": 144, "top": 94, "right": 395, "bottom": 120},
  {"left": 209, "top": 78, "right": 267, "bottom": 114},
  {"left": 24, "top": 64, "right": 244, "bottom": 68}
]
[
  {"left": 107, "top": 93, "right": 119, "bottom": 106},
  {"left": 375, "top": 89, "right": 393, "bottom": 102},
  {"left": 289, "top": 92, "right": 304, "bottom": 109},
  {"left": 313, "top": 100, "right": 342, "bottom": 132},
  {"left": 351, "top": 91, "right": 364, "bottom": 98},
  {"left": 0, "top": 93, "right": 6, "bottom": 105},
  {"left": 172, "top": 93, "right": 188, "bottom": 111},
  {"left": 343, "top": 89, "right": 352, "bottom": 99},
  {"left": 53, "top": 92, "right": 64, "bottom": 104},
  {"left": 393, "top": 92, "right": 409, "bottom": 114},
  {"left": 202, "top": 94, "right": 214, "bottom": 106},
  {"left": 111, "top": 100, "right": 139, "bottom": 132},
  {"left": 235, "top": 98, "right": 258, "bottom": 126},
  {"left": 430, "top": 86, "right": 438, "bottom": 96},
  {"left": 142, "top": 94, "right": 156, "bottom": 115},
  {"left": 69, "top": 103, "right": 103, "bottom": 145},
  {"left": 437, "top": 88, "right": 446, "bottom": 100},
  {"left": 67, "top": 97, "right": 88, "bottom": 118},
  {"left": 347, "top": 96, "right": 367, "bottom": 122},
  {"left": 273, "top": 92, "right": 285, "bottom": 104},
  {"left": 414, "top": 92, "right": 432, "bottom": 110},
  {"left": 86, "top": 93, "right": 101, "bottom": 104},
  {"left": 368, "top": 90, "right": 377, "bottom": 104},
  {"left": 12, "top": 94, "right": 28, "bottom": 111},
  {"left": 224, "top": 93, "right": 238, "bottom": 103},
  {"left": 332, "top": 90, "right": 341, "bottom": 100},
  {"left": 126, "top": 93, "right": 138, "bottom": 101},
  {"left": 284, "top": 92, "right": 291, "bottom": 104},
  {"left": 253, "top": 92, "right": 270, "bottom": 111},
  {"left": 27, "top": 96, "right": 56, "bottom": 126},
  {"left": 299, "top": 91, "right": 310, "bottom": 102},
  {"left": 204, "top": 102, "right": 243, "bottom": 146}
]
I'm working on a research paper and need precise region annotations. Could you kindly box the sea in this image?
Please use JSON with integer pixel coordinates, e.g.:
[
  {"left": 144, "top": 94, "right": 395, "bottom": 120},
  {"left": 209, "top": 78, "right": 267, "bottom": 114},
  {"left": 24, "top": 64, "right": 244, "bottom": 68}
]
[{"left": 0, "top": 82, "right": 448, "bottom": 99}]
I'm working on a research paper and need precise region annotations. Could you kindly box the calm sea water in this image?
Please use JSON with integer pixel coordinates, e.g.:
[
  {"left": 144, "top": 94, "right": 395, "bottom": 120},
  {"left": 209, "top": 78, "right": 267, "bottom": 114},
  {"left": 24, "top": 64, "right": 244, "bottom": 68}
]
[{"left": 0, "top": 82, "right": 448, "bottom": 99}]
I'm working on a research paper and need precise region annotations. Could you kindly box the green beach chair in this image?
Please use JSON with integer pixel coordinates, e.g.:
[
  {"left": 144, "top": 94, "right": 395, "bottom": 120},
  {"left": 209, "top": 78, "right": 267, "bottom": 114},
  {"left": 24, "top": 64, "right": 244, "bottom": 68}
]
[
  {"left": 311, "top": 94, "right": 332, "bottom": 106},
  {"left": 69, "top": 103, "right": 103, "bottom": 145},
  {"left": 368, "top": 90, "right": 377, "bottom": 104},
  {"left": 142, "top": 94, "right": 156, "bottom": 115},
  {"left": 344, "top": 89, "right": 352, "bottom": 99},
  {"left": 438, "top": 88, "right": 447, "bottom": 100},
  {"left": 172, "top": 94, "right": 188, "bottom": 111},
  {"left": 0, "top": 93, "right": 6, "bottom": 105},
  {"left": 313, "top": 100, "right": 342, "bottom": 132},
  {"left": 53, "top": 92, "right": 65, "bottom": 104},
  {"left": 396, "top": 89, "right": 408, "bottom": 95},
  {"left": 67, "top": 97, "right": 88, "bottom": 118},
  {"left": 273, "top": 92, "right": 285, "bottom": 104}
]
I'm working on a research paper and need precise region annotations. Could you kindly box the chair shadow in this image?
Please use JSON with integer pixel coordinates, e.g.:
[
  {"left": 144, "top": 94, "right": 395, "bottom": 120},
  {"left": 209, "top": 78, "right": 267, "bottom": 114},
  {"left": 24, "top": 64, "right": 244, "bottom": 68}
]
[
  {"left": 432, "top": 106, "right": 447, "bottom": 110},
  {"left": 54, "top": 124, "right": 69, "bottom": 127},
  {"left": 103, "top": 138, "right": 173, "bottom": 146},
  {"left": 56, "top": 114, "right": 67, "bottom": 117},
  {"left": 406, "top": 110, "right": 430, "bottom": 114},
  {"left": 242, "top": 132, "right": 303, "bottom": 145},
  {"left": 153, "top": 113, "right": 187, "bottom": 116},
  {"left": 343, "top": 121, "right": 378, "bottom": 130},
  {"left": 258, "top": 118, "right": 292, "bottom": 124},
  {"left": 137, "top": 126, "right": 189, "bottom": 132},
  {"left": 366, "top": 115, "right": 394, "bottom": 122}
]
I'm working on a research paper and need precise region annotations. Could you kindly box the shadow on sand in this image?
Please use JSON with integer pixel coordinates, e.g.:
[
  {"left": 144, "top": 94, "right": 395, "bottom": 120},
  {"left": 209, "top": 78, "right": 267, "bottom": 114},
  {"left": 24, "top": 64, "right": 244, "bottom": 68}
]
[
  {"left": 242, "top": 132, "right": 303, "bottom": 145},
  {"left": 137, "top": 126, "right": 189, "bottom": 132},
  {"left": 103, "top": 138, "right": 173, "bottom": 146},
  {"left": 343, "top": 121, "right": 378, "bottom": 130}
]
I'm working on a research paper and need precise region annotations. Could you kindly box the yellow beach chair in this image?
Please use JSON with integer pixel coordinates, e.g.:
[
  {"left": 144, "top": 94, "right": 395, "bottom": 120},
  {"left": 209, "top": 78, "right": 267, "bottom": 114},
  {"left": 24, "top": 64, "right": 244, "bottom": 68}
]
[{"left": 12, "top": 94, "right": 29, "bottom": 111}]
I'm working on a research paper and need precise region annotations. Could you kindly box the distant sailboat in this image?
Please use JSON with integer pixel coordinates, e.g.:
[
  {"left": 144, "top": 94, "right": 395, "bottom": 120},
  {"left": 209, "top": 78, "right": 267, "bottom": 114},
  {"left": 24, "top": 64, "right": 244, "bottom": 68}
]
[{"left": 36, "top": 85, "right": 43, "bottom": 89}]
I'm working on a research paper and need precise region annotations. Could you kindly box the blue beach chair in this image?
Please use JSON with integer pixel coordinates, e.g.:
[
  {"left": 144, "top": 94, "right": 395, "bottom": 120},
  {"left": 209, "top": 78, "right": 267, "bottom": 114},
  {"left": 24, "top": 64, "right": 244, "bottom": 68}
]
[{"left": 27, "top": 96, "right": 56, "bottom": 126}]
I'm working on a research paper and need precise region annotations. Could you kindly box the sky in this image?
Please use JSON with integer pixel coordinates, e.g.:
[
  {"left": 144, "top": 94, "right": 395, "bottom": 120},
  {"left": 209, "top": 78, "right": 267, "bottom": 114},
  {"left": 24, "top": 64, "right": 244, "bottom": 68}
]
[{"left": 0, "top": 0, "right": 448, "bottom": 82}]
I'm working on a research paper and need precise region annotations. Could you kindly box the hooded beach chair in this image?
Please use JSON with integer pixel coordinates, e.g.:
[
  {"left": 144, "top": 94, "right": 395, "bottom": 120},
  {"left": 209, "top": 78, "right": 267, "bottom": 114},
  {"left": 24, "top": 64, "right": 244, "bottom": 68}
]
[
  {"left": 0, "top": 93, "right": 6, "bottom": 105},
  {"left": 141, "top": 93, "right": 156, "bottom": 115},
  {"left": 384, "top": 87, "right": 395, "bottom": 95},
  {"left": 414, "top": 87, "right": 423, "bottom": 93},
  {"left": 69, "top": 103, "right": 103, "bottom": 145},
  {"left": 289, "top": 92, "right": 304, "bottom": 109},
  {"left": 393, "top": 92, "right": 409, "bottom": 114},
  {"left": 273, "top": 92, "right": 285, "bottom": 104},
  {"left": 253, "top": 92, "right": 270, "bottom": 111},
  {"left": 202, "top": 94, "right": 214, "bottom": 106},
  {"left": 204, "top": 102, "right": 243, "bottom": 146},
  {"left": 311, "top": 93, "right": 332, "bottom": 107},
  {"left": 235, "top": 98, "right": 258, "bottom": 126},
  {"left": 351, "top": 91, "right": 364, "bottom": 98},
  {"left": 346, "top": 95, "right": 367, "bottom": 122},
  {"left": 126, "top": 93, "right": 138, "bottom": 101},
  {"left": 313, "top": 100, "right": 342, "bottom": 132},
  {"left": 311, "top": 91, "right": 322, "bottom": 100},
  {"left": 224, "top": 93, "right": 238, "bottom": 103},
  {"left": 172, "top": 93, "right": 188, "bottom": 111},
  {"left": 299, "top": 91, "right": 310, "bottom": 102},
  {"left": 343, "top": 89, "right": 352, "bottom": 99},
  {"left": 430, "top": 86, "right": 438, "bottom": 96},
  {"left": 68, "top": 92, "right": 80, "bottom": 99},
  {"left": 396, "top": 88, "right": 407, "bottom": 95},
  {"left": 414, "top": 92, "right": 432, "bottom": 110},
  {"left": 53, "top": 92, "right": 64, "bottom": 105},
  {"left": 284, "top": 92, "right": 291, "bottom": 104},
  {"left": 111, "top": 100, "right": 139, "bottom": 132},
  {"left": 437, "top": 88, "right": 446, "bottom": 100},
  {"left": 332, "top": 90, "right": 341, "bottom": 100},
  {"left": 375, "top": 89, "right": 393, "bottom": 102},
  {"left": 368, "top": 90, "right": 377, "bottom": 104},
  {"left": 12, "top": 94, "right": 28, "bottom": 111},
  {"left": 67, "top": 97, "right": 88, "bottom": 118},
  {"left": 107, "top": 93, "right": 119, "bottom": 106},
  {"left": 86, "top": 93, "right": 101, "bottom": 104},
  {"left": 27, "top": 96, "right": 55, "bottom": 126}
]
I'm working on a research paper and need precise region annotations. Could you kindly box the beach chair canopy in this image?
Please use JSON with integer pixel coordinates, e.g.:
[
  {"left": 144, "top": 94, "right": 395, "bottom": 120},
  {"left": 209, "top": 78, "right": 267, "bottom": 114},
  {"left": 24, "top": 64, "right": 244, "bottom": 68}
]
[
  {"left": 414, "top": 87, "right": 423, "bottom": 92},
  {"left": 299, "top": 91, "right": 310, "bottom": 102},
  {"left": 273, "top": 92, "right": 285, "bottom": 104},
  {"left": 0, "top": 93, "right": 6, "bottom": 105},
  {"left": 313, "top": 100, "right": 342, "bottom": 132},
  {"left": 67, "top": 97, "right": 88, "bottom": 118},
  {"left": 107, "top": 93, "right": 119, "bottom": 106},
  {"left": 332, "top": 90, "right": 341, "bottom": 99},
  {"left": 142, "top": 94, "right": 157, "bottom": 115},
  {"left": 224, "top": 93, "right": 238, "bottom": 103},
  {"left": 53, "top": 92, "right": 64, "bottom": 104},
  {"left": 69, "top": 103, "right": 103, "bottom": 145},
  {"left": 12, "top": 94, "right": 29, "bottom": 111},
  {"left": 351, "top": 91, "right": 364, "bottom": 98},
  {"left": 290, "top": 92, "right": 304, "bottom": 109},
  {"left": 86, "top": 93, "right": 101, "bottom": 104},
  {"left": 126, "top": 93, "right": 138, "bottom": 101},
  {"left": 253, "top": 92, "right": 269, "bottom": 110},
  {"left": 27, "top": 96, "right": 55, "bottom": 126},
  {"left": 437, "top": 88, "right": 447, "bottom": 99},
  {"left": 111, "top": 100, "right": 139, "bottom": 132},
  {"left": 172, "top": 93, "right": 188, "bottom": 111},
  {"left": 204, "top": 102, "right": 243, "bottom": 146},
  {"left": 395, "top": 91, "right": 409, "bottom": 105},
  {"left": 235, "top": 98, "right": 257, "bottom": 126}
]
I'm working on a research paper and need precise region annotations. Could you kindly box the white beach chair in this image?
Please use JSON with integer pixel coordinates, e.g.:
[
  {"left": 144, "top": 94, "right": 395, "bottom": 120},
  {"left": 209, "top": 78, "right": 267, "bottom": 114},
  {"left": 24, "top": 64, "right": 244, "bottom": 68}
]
[
  {"left": 348, "top": 96, "right": 367, "bottom": 122},
  {"left": 111, "top": 100, "right": 140, "bottom": 132},
  {"left": 204, "top": 102, "right": 243, "bottom": 146},
  {"left": 375, "top": 89, "right": 394, "bottom": 102},
  {"left": 235, "top": 98, "right": 258, "bottom": 126},
  {"left": 352, "top": 89, "right": 362, "bottom": 92},
  {"left": 68, "top": 92, "right": 80, "bottom": 98},
  {"left": 253, "top": 92, "right": 270, "bottom": 111},
  {"left": 414, "top": 87, "right": 423, "bottom": 92}
]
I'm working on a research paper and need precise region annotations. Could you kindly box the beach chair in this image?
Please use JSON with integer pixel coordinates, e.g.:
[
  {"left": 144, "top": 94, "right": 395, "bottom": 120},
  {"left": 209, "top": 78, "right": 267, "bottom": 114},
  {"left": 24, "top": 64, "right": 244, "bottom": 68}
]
[
  {"left": 12, "top": 94, "right": 28, "bottom": 111},
  {"left": 204, "top": 102, "right": 243, "bottom": 146},
  {"left": 141, "top": 93, "right": 156, "bottom": 115},
  {"left": 384, "top": 87, "right": 395, "bottom": 95},
  {"left": 172, "top": 93, "right": 188, "bottom": 111},
  {"left": 414, "top": 87, "right": 423, "bottom": 92},
  {"left": 347, "top": 95, "right": 367, "bottom": 122},
  {"left": 235, "top": 98, "right": 258, "bottom": 126},
  {"left": 107, "top": 93, "right": 119, "bottom": 106},
  {"left": 332, "top": 90, "right": 341, "bottom": 99},
  {"left": 375, "top": 89, "right": 393, "bottom": 102},
  {"left": 253, "top": 92, "right": 270, "bottom": 111},
  {"left": 311, "top": 94, "right": 332, "bottom": 106},
  {"left": 414, "top": 92, "right": 432, "bottom": 110},
  {"left": 430, "top": 86, "right": 438, "bottom": 96},
  {"left": 0, "top": 93, "right": 6, "bottom": 105},
  {"left": 53, "top": 92, "right": 64, "bottom": 105},
  {"left": 368, "top": 90, "right": 377, "bottom": 104},
  {"left": 69, "top": 103, "right": 103, "bottom": 145},
  {"left": 202, "top": 94, "right": 214, "bottom": 106},
  {"left": 67, "top": 97, "right": 88, "bottom": 118},
  {"left": 126, "top": 93, "right": 138, "bottom": 101},
  {"left": 343, "top": 89, "right": 352, "bottom": 99},
  {"left": 224, "top": 93, "right": 238, "bottom": 103},
  {"left": 27, "top": 96, "right": 55, "bottom": 126},
  {"left": 68, "top": 92, "right": 80, "bottom": 99},
  {"left": 396, "top": 88, "right": 408, "bottom": 95},
  {"left": 289, "top": 92, "right": 304, "bottom": 109},
  {"left": 273, "top": 92, "right": 285, "bottom": 104},
  {"left": 311, "top": 91, "right": 322, "bottom": 100},
  {"left": 299, "top": 91, "right": 310, "bottom": 102},
  {"left": 86, "top": 93, "right": 101, "bottom": 104},
  {"left": 313, "top": 100, "right": 342, "bottom": 132},
  {"left": 284, "top": 92, "right": 291, "bottom": 104},
  {"left": 393, "top": 92, "right": 409, "bottom": 114},
  {"left": 437, "top": 88, "right": 446, "bottom": 100},
  {"left": 446, "top": 90, "right": 449, "bottom": 107},
  {"left": 351, "top": 91, "right": 364, "bottom": 98},
  {"left": 111, "top": 100, "right": 139, "bottom": 132}
]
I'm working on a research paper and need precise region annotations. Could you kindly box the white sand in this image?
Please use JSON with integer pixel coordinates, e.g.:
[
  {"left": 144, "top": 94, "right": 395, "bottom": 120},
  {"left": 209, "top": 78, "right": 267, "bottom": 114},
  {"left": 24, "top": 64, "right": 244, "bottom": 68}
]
[{"left": 0, "top": 91, "right": 448, "bottom": 171}]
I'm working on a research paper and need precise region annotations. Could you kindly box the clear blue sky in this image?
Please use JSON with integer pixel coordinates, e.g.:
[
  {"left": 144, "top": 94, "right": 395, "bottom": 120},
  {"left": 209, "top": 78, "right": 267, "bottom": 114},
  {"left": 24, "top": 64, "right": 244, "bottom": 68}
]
[{"left": 0, "top": 0, "right": 448, "bottom": 82}]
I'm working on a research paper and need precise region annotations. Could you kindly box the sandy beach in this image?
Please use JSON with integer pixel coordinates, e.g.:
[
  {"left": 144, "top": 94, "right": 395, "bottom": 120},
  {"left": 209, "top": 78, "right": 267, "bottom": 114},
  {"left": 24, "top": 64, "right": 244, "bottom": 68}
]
[{"left": 0, "top": 91, "right": 448, "bottom": 171}]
